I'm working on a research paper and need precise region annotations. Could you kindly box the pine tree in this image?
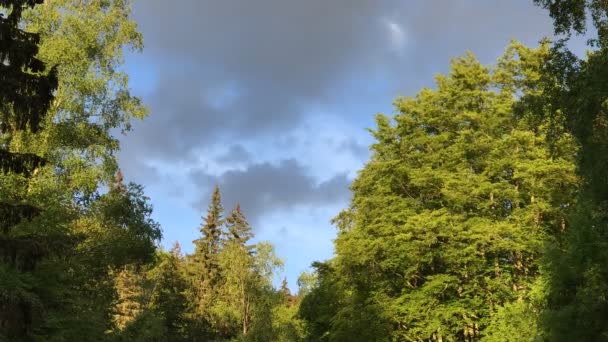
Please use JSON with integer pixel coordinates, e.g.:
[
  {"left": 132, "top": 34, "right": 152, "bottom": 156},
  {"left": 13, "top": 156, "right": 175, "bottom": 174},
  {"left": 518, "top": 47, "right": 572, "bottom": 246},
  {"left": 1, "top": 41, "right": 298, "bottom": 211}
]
[{"left": 216, "top": 204, "right": 256, "bottom": 338}]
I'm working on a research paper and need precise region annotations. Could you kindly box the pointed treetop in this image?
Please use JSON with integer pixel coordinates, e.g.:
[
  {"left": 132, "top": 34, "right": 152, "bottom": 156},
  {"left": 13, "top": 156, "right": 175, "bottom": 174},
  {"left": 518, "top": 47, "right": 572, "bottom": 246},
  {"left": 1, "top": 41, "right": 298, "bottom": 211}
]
[
  {"left": 225, "top": 203, "right": 253, "bottom": 245},
  {"left": 280, "top": 277, "right": 290, "bottom": 296},
  {"left": 170, "top": 241, "right": 182, "bottom": 258},
  {"left": 112, "top": 168, "right": 126, "bottom": 193},
  {"left": 203, "top": 185, "right": 223, "bottom": 227}
]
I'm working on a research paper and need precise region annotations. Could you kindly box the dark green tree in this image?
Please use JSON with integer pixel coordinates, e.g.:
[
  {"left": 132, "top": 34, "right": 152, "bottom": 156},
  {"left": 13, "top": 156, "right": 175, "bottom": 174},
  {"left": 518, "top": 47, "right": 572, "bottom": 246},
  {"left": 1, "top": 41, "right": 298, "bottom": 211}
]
[
  {"left": 0, "top": 0, "right": 61, "bottom": 338},
  {"left": 148, "top": 244, "right": 189, "bottom": 340},
  {"left": 531, "top": 1, "right": 608, "bottom": 339},
  {"left": 197, "top": 185, "right": 225, "bottom": 284}
]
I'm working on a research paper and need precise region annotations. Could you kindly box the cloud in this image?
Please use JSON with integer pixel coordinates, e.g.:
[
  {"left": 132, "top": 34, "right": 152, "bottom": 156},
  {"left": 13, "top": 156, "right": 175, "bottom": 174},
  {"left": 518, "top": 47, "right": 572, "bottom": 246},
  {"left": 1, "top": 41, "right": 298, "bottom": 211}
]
[
  {"left": 191, "top": 159, "right": 351, "bottom": 225},
  {"left": 215, "top": 144, "right": 252, "bottom": 165},
  {"left": 117, "top": 0, "right": 559, "bottom": 247},
  {"left": 121, "top": 0, "right": 553, "bottom": 169},
  {"left": 384, "top": 18, "right": 407, "bottom": 53},
  {"left": 121, "top": 0, "right": 403, "bottom": 163}
]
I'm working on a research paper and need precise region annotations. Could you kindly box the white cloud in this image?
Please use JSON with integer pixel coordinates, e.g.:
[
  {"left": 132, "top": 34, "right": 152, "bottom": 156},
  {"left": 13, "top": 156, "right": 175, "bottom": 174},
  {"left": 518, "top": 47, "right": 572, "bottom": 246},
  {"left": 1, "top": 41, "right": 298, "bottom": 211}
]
[{"left": 383, "top": 18, "right": 407, "bottom": 53}]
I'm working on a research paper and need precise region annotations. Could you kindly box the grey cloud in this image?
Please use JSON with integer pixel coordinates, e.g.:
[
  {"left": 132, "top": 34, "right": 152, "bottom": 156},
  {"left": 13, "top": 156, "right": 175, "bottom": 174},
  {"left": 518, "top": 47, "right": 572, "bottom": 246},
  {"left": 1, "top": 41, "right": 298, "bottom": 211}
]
[
  {"left": 336, "top": 138, "right": 370, "bottom": 161},
  {"left": 122, "top": 0, "right": 554, "bottom": 166},
  {"left": 122, "top": 0, "right": 402, "bottom": 161},
  {"left": 191, "top": 159, "right": 351, "bottom": 225},
  {"left": 216, "top": 144, "right": 252, "bottom": 165}
]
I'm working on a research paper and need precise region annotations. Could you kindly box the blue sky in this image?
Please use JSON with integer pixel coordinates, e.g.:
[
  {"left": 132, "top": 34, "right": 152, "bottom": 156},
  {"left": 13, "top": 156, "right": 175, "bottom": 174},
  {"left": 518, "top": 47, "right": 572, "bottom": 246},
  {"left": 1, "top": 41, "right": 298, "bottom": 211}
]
[{"left": 117, "top": 0, "right": 570, "bottom": 290}]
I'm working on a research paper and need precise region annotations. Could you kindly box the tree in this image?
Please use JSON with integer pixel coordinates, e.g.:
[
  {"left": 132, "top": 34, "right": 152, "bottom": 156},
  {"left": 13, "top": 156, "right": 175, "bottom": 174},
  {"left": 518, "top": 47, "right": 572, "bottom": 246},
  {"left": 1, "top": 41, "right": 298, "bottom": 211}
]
[
  {"left": 215, "top": 204, "right": 255, "bottom": 337},
  {"left": 112, "top": 265, "right": 147, "bottom": 331},
  {"left": 0, "top": 0, "right": 159, "bottom": 339},
  {"left": 225, "top": 204, "right": 254, "bottom": 248},
  {"left": 186, "top": 185, "right": 226, "bottom": 337},
  {"left": 147, "top": 244, "right": 189, "bottom": 340},
  {"left": 0, "top": 0, "right": 61, "bottom": 338},
  {"left": 531, "top": 1, "right": 608, "bottom": 339},
  {"left": 195, "top": 185, "right": 225, "bottom": 286},
  {"left": 329, "top": 42, "right": 578, "bottom": 341}
]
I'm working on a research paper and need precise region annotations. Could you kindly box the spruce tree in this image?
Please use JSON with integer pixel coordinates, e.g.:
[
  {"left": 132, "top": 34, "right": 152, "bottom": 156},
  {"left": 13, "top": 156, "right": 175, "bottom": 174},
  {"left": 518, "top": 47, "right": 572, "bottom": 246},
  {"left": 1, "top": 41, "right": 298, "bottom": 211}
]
[
  {"left": 197, "top": 185, "right": 224, "bottom": 279},
  {"left": 186, "top": 185, "right": 226, "bottom": 337},
  {"left": 225, "top": 203, "right": 253, "bottom": 248},
  {"left": 149, "top": 244, "right": 189, "bottom": 339},
  {"left": 0, "top": 0, "right": 60, "bottom": 338}
]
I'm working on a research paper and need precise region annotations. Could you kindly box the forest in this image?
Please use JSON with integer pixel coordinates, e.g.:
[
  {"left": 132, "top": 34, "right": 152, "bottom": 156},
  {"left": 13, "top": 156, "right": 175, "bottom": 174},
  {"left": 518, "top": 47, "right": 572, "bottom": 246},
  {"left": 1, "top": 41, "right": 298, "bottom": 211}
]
[{"left": 2, "top": 0, "right": 608, "bottom": 341}]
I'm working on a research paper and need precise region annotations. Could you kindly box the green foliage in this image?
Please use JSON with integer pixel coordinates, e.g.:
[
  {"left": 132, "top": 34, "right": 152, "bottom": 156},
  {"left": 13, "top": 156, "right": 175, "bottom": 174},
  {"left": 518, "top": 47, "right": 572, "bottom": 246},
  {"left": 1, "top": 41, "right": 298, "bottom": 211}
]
[
  {"left": 4, "top": 0, "right": 605, "bottom": 340},
  {"left": 530, "top": 2, "right": 608, "bottom": 340},
  {"left": 0, "top": 0, "right": 160, "bottom": 340},
  {"left": 307, "top": 42, "right": 580, "bottom": 341}
]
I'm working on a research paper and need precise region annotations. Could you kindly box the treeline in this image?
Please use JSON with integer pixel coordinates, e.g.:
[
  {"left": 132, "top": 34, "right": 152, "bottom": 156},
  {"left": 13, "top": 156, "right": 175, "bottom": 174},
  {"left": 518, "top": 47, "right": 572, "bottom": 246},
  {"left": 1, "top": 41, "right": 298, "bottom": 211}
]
[
  {"left": 3, "top": 0, "right": 608, "bottom": 341},
  {"left": 109, "top": 186, "right": 306, "bottom": 341}
]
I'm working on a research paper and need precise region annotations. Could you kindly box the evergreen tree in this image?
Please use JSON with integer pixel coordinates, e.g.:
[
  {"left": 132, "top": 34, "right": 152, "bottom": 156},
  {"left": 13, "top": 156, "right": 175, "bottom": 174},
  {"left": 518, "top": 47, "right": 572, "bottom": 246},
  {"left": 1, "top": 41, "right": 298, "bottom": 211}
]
[
  {"left": 148, "top": 244, "right": 189, "bottom": 340},
  {"left": 0, "top": 0, "right": 61, "bottom": 338},
  {"left": 112, "top": 265, "right": 147, "bottom": 331},
  {"left": 225, "top": 203, "right": 254, "bottom": 248},
  {"left": 186, "top": 185, "right": 226, "bottom": 338},
  {"left": 196, "top": 185, "right": 224, "bottom": 285},
  {"left": 218, "top": 204, "right": 255, "bottom": 337}
]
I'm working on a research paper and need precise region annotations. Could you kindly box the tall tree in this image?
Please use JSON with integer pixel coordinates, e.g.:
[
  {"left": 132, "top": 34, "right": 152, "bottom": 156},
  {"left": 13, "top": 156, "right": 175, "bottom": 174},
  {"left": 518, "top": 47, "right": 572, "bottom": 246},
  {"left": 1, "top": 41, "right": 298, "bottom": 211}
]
[
  {"left": 197, "top": 185, "right": 224, "bottom": 282},
  {"left": 186, "top": 185, "right": 226, "bottom": 337},
  {"left": 531, "top": 1, "right": 608, "bottom": 339},
  {"left": 0, "top": 0, "right": 159, "bottom": 339},
  {"left": 216, "top": 204, "right": 255, "bottom": 337},
  {"left": 0, "top": 0, "right": 61, "bottom": 338},
  {"left": 329, "top": 42, "right": 578, "bottom": 341}
]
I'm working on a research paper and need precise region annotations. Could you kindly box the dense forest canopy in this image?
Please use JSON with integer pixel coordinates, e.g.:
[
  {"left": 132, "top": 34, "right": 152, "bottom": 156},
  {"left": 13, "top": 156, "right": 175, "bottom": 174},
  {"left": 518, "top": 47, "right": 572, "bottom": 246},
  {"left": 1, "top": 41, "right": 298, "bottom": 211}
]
[{"left": 1, "top": 0, "right": 608, "bottom": 341}]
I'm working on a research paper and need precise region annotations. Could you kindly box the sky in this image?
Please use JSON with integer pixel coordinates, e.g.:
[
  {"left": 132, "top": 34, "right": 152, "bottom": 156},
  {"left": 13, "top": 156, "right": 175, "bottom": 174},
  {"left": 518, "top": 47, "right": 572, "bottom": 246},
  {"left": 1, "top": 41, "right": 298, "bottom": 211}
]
[{"left": 117, "top": 0, "right": 568, "bottom": 290}]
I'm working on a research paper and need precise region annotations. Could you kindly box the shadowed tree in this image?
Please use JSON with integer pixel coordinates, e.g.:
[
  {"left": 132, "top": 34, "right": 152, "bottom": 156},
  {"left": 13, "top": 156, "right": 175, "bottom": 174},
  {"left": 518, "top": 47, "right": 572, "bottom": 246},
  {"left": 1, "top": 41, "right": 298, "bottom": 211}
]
[{"left": 0, "top": 0, "right": 61, "bottom": 338}]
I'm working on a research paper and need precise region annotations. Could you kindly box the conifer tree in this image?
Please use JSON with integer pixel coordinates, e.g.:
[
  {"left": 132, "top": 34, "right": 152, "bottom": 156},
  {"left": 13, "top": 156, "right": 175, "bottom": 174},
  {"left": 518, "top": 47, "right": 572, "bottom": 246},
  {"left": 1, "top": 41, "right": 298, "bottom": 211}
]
[
  {"left": 186, "top": 185, "right": 226, "bottom": 337},
  {"left": 112, "top": 265, "right": 147, "bottom": 331},
  {"left": 216, "top": 204, "right": 256, "bottom": 337},
  {"left": 196, "top": 185, "right": 224, "bottom": 282},
  {"left": 0, "top": 0, "right": 60, "bottom": 338},
  {"left": 225, "top": 203, "right": 254, "bottom": 248},
  {"left": 149, "top": 244, "right": 189, "bottom": 339}
]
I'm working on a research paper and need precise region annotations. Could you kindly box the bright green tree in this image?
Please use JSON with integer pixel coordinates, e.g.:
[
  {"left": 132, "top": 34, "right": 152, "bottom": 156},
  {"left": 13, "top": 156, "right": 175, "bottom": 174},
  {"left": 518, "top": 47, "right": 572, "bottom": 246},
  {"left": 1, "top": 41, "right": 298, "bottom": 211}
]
[{"left": 329, "top": 42, "right": 579, "bottom": 341}]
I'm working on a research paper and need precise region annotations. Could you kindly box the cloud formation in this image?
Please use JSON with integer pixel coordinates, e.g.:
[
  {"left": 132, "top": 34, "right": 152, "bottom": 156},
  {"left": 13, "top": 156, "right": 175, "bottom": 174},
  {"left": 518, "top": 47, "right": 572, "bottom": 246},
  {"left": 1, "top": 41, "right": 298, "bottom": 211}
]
[
  {"left": 123, "top": 0, "right": 552, "bottom": 167},
  {"left": 191, "top": 159, "right": 351, "bottom": 225}
]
